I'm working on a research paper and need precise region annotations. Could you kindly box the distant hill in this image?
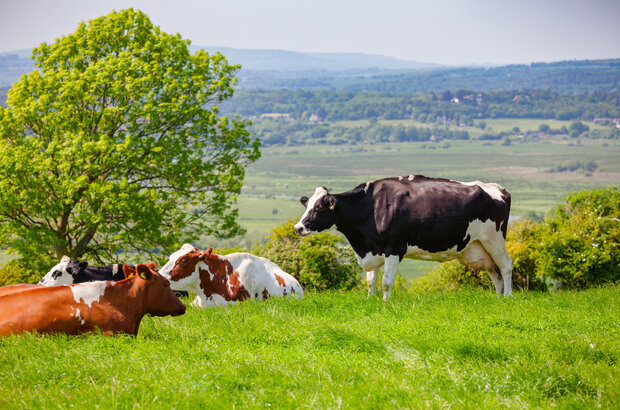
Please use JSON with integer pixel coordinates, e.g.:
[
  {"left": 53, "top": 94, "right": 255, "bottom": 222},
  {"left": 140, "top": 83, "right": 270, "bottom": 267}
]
[
  {"left": 0, "top": 46, "right": 618, "bottom": 104},
  {"left": 232, "top": 59, "right": 620, "bottom": 93},
  {"left": 339, "top": 59, "right": 620, "bottom": 94},
  {"left": 191, "top": 46, "right": 442, "bottom": 71}
]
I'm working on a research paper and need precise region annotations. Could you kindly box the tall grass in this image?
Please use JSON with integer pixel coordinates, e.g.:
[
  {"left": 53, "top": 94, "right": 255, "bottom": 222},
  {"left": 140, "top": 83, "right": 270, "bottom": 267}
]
[{"left": 1, "top": 287, "right": 618, "bottom": 408}]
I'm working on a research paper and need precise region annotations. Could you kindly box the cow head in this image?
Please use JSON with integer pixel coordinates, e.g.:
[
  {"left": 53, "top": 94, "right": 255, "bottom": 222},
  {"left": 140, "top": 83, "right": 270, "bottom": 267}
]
[
  {"left": 294, "top": 187, "right": 337, "bottom": 235},
  {"left": 39, "top": 256, "right": 89, "bottom": 286},
  {"left": 167, "top": 247, "right": 214, "bottom": 290},
  {"left": 158, "top": 243, "right": 199, "bottom": 279},
  {"left": 122, "top": 264, "right": 186, "bottom": 317}
]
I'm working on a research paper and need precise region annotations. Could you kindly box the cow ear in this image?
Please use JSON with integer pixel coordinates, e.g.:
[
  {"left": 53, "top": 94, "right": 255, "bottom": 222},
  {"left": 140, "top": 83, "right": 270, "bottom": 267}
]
[
  {"left": 123, "top": 265, "right": 136, "bottom": 278},
  {"left": 199, "top": 247, "right": 213, "bottom": 261},
  {"left": 136, "top": 264, "right": 153, "bottom": 281},
  {"left": 146, "top": 261, "right": 157, "bottom": 270},
  {"left": 327, "top": 196, "right": 336, "bottom": 211},
  {"left": 300, "top": 196, "right": 308, "bottom": 207},
  {"left": 60, "top": 255, "right": 70, "bottom": 263}
]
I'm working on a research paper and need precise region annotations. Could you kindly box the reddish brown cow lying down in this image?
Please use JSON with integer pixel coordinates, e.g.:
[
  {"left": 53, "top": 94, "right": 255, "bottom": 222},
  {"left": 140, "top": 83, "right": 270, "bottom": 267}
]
[
  {"left": 0, "top": 264, "right": 185, "bottom": 336},
  {"left": 0, "top": 284, "right": 40, "bottom": 297}
]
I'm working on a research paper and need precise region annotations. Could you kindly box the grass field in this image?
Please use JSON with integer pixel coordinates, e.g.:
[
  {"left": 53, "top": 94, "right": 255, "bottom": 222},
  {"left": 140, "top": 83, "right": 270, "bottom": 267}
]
[
  {"left": 331, "top": 118, "right": 611, "bottom": 138},
  {"left": 1, "top": 287, "right": 618, "bottom": 408}
]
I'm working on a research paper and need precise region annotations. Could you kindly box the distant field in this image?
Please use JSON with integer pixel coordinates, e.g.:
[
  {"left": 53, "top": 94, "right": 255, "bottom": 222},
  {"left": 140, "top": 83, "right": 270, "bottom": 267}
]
[
  {"left": 1, "top": 288, "right": 618, "bottom": 408},
  {"left": 332, "top": 118, "right": 609, "bottom": 136}
]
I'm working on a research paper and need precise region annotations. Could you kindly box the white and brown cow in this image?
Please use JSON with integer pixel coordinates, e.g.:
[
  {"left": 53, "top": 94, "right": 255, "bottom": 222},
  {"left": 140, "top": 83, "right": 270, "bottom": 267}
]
[
  {"left": 0, "top": 264, "right": 186, "bottom": 336},
  {"left": 295, "top": 175, "right": 513, "bottom": 300},
  {"left": 159, "top": 245, "right": 303, "bottom": 307}
]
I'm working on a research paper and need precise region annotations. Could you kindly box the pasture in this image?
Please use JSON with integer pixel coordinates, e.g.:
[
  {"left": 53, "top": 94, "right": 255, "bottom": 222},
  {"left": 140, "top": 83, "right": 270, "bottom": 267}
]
[{"left": 1, "top": 287, "right": 618, "bottom": 408}]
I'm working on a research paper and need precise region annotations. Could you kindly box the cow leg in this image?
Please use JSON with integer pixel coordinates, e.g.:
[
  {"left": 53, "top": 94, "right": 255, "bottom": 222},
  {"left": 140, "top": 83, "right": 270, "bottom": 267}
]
[
  {"left": 366, "top": 270, "right": 379, "bottom": 296},
  {"left": 381, "top": 255, "right": 400, "bottom": 301},
  {"left": 192, "top": 285, "right": 208, "bottom": 307},
  {"left": 487, "top": 268, "right": 504, "bottom": 298},
  {"left": 481, "top": 241, "right": 513, "bottom": 297},
  {"left": 191, "top": 295, "right": 204, "bottom": 307}
]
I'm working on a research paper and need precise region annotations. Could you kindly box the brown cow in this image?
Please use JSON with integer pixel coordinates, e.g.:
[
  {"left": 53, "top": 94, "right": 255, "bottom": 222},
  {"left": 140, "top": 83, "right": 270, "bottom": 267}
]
[
  {"left": 0, "top": 284, "right": 40, "bottom": 297},
  {"left": 0, "top": 264, "right": 185, "bottom": 336}
]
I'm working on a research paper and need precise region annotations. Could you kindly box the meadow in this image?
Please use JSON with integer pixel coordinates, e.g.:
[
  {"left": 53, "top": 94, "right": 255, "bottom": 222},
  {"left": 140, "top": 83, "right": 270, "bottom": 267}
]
[{"left": 0, "top": 287, "right": 618, "bottom": 408}]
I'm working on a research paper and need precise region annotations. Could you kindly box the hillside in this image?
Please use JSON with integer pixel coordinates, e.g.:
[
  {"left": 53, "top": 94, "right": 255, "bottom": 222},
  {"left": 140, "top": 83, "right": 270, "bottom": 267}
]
[
  {"left": 1, "top": 46, "right": 618, "bottom": 98},
  {"left": 235, "top": 59, "right": 620, "bottom": 93},
  {"left": 1, "top": 288, "right": 618, "bottom": 408},
  {"left": 192, "top": 45, "right": 441, "bottom": 71}
]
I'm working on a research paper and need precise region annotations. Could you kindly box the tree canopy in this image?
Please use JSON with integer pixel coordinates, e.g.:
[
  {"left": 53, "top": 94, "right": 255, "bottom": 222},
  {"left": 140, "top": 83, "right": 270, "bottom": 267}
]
[{"left": 0, "top": 9, "right": 260, "bottom": 265}]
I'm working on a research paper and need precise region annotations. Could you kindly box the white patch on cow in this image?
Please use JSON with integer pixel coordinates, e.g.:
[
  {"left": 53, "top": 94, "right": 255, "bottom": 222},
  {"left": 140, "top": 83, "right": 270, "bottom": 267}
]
[
  {"left": 39, "top": 256, "right": 73, "bottom": 286},
  {"left": 357, "top": 252, "right": 386, "bottom": 272},
  {"left": 73, "top": 308, "right": 85, "bottom": 325},
  {"left": 398, "top": 176, "right": 403, "bottom": 181},
  {"left": 294, "top": 187, "right": 328, "bottom": 235},
  {"left": 70, "top": 281, "right": 108, "bottom": 307},
  {"left": 459, "top": 180, "right": 506, "bottom": 202},
  {"left": 167, "top": 262, "right": 202, "bottom": 291},
  {"left": 364, "top": 182, "right": 371, "bottom": 193},
  {"left": 405, "top": 245, "right": 459, "bottom": 261},
  {"left": 408, "top": 175, "right": 415, "bottom": 181},
  {"left": 112, "top": 264, "right": 119, "bottom": 275},
  {"left": 159, "top": 243, "right": 197, "bottom": 277}
]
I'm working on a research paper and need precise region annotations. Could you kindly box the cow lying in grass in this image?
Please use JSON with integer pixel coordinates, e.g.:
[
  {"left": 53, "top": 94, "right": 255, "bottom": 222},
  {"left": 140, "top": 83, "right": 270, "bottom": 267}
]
[
  {"left": 0, "top": 264, "right": 185, "bottom": 336},
  {"left": 39, "top": 256, "right": 188, "bottom": 298},
  {"left": 159, "top": 244, "right": 303, "bottom": 307}
]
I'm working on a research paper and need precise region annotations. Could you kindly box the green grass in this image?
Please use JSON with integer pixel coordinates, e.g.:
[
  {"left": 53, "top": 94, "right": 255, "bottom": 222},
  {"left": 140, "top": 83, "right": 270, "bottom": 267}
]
[{"left": 1, "top": 287, "right": 618, "bottom": 408}]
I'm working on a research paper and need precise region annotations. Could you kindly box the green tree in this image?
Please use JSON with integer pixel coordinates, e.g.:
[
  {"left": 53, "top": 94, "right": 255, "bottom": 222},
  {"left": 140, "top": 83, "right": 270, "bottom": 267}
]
[
  {"left": 0, "top": 9, "right": 260, "bottom": 265},
  {"left": 538, "top": 124, "right": 550, "bottom": 133}
]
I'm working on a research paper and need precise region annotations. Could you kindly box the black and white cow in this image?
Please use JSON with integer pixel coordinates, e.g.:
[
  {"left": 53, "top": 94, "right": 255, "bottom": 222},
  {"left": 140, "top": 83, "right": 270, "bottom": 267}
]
[
  {"left": 294, "top": 175, "right": 513, "bottom": 300},
  {"left": 38, "top": 256, "right": 127, "bottom": 285},
  {"left": 38, "top": 256, "right": 189, "bottom": 297}
]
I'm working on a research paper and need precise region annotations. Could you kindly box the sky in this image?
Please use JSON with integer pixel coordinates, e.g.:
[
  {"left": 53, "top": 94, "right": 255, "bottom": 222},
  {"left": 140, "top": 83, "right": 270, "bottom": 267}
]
[{"left": 0, "top": 0, "right": 618, "bottom": 66}]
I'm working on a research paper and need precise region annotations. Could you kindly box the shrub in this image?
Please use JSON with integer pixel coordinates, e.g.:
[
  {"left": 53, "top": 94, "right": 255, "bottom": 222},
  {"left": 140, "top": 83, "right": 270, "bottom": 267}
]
[
  {"left": 505, "top": 220, "right": 547, "bottom": 291},
  {"left": 254, "top": 220, "right": 360, "bottom": 291},
  {"left": 409, "top": 260, "right": 490, "bottom": 293},
  {"left": 0, "top": 259, "right": 41, "bottom": 286},
  {"left": 536, "top": 187, "right": 620, "bottom": 289}
]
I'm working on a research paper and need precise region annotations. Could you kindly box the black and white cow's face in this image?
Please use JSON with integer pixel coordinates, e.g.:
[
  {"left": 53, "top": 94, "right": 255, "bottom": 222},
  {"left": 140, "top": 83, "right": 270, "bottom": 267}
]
[
  {"left": 294, "top": 187, "right": 338, "bottom": 235},
  {"left": 38, "top": 256, "right": 89, "bottom": 286}
]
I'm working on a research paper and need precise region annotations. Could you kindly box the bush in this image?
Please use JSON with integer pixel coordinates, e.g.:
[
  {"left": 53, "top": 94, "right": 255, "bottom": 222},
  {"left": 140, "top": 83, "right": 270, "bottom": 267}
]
[
  {"left": 254, "top": 221, "right": 360, "bottom": 291},
  {"left": 536, "top": 187, "right": 620, "bottom": 289},
  {"left": 505, "top": 220, "right": 547, "bottom": 291},
  {"left": 0, "top": 259, "right": 41, "bottom": 286},
  {"left": 409, "top": 260, "right": 490, "bottom": 293}
]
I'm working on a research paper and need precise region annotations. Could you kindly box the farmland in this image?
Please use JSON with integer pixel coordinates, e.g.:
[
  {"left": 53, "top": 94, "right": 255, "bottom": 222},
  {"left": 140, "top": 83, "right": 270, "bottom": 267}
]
[{"left": 1, "top": 287, "right": 617, "bottom": 408}]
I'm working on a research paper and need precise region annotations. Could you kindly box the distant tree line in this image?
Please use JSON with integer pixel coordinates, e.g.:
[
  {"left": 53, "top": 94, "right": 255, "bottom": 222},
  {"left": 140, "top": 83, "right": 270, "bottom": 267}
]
[{"left": 221, "top": 89, "right": 620, "bottom": 124}]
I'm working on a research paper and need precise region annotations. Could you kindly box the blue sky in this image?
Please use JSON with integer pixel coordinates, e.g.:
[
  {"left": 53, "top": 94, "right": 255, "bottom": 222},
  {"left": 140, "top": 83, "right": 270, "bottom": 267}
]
[{"left": 0, "top": 0, "right": 618, "bottom": 65}]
